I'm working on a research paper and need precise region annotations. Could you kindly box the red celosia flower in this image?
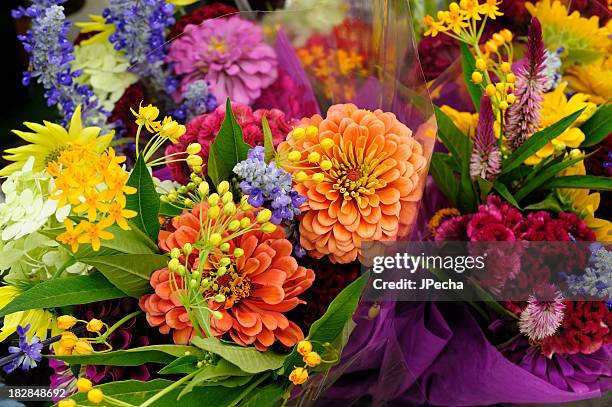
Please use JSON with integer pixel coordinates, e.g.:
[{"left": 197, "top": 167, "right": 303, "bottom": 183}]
[
  {"left": 167, "top": 2, "right": 237, "bottom": 41},
  {"left": 139, "top": 204, "right": 315, "bottom": 350},
  {"left": 417, "top": 34, "right": 460, "bottom": 81},
  {"left": 165, "top": 104, "right": 293, "bottom": 184},
  {"left": 109, "top": 82, "right": 147, "bottom": 137}
]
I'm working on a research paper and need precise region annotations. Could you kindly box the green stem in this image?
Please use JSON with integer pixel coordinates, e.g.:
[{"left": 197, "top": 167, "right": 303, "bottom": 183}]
[
  {"left": 50, "top": 258, "right": 76, "bottom": 280},
  {"left": 101, "top": 311, "right": 142, "bottom": 341},
  {"left": 227, "top": 373, "right": 270, "bottom": 407},
  {"left": 135, "top": 125, "right": 143, "bottom": 158},
  {"left": 103, "top": 394, "right": 138, "bottom": 407},
  {"left": 139, "top": 369, "right": 199, "bottom": 407}
]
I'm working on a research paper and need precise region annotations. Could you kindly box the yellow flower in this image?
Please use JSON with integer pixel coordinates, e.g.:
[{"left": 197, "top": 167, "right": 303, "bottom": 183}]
[
  {"left": 87, "top": 389, "right": 104, "bottom": 404},
  {"left": 86, "top": 319, "right": 104, "bottom": 333},
  {"left": 131, "top": 102, "right": 161, "bottom": 132},
  {"left": 73, "top": 339, "right": 94, "bottom": 355},
  {"left": 76, "top": 378, "right": 93, "bottom": 393},
  {"left": 443, "top": 7, "right": 470, "bottom": 34},
  {"left": 303, "top": 351, "right": 322, "bottom": 367},
  {"left": 460, "top": 0, "right": 482, "bottom": 20},
  {"left": 158, "top": 116, "right": 186, "bottom": 143},
  {"left": 0, "top": 105, "right": 113, "bottom": 176},
  {"left": 289, "top": 367, "right": 309, "bottom": 385},
  {"left": 57, "top": 315, "right": 78, "bottom": 330},
  {"left": 564, "top": 58, "right": 612, "bottom": 105},
  {"left": 479, "top": 0, "right": 503, "bottom": 19},
  {"left": 0, "top": 286, "right": 58, "bottom": 343},
  {"left": 423, "top": 15, "right": 447, "bottom": 37},
  {"left": 75, "top": 15, "right": 115, "bottom": 46},
  {"left": 58, "top": 399, "right": 76, "bottom": 407},
  {"left": 558, "top": 160, "right": 612, "bottom": 241},
  {"left": 297, "top": 340, "right": 313, "bottom": 356},
  {"left": 74, "top": 191, "right": 110, "bottom": 222},
  {"left": 525, "top": 0, "right": 609, "bottom": 64},
  {"left": 525, "top": 83, "right": 597, "bottom": 165},
  {"left": 106, "top": 201, "right": 137, "bottom": 230},
  {"left": 59, "top": 332, "right": 78, "bottom": 349},
  {"left": 77, "top": 218, "right": 114, "bottom": 251},
  {"left": 440, "top": 105, "right": 479, "bottom": 137},
  {"left": 57, "top": 219, "right": 83, "bottom": 253},
  {"left": 166, "top": 0, "right": 199, "bottom": 6}
]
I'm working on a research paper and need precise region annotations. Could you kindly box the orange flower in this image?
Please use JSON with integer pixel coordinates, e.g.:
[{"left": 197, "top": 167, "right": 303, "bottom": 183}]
[
  {"left": 140, "top": 204, "right": 315, "bottom": 350},
  {"left": 278, "top": 104, "right": 427, "bottom": 263}
]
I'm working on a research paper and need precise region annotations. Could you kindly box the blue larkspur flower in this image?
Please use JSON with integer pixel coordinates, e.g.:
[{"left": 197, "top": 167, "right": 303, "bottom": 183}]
[
  {"left": 564, "top": 244, "right": 612, "bottom": 299},
  {"left": 171, "top": 80, "right": 218, "bottom": 121},
  {"left": 233, "top": 147, "right": 306, "bottom": 225},
  {"left": 3, "top": 325, "right": 43, "bottom": 374}
]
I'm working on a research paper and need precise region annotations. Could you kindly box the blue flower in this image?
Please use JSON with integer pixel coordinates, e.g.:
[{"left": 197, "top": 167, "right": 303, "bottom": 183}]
[
  {"left": 233, "top": 147, "right": 305, "bottom": 225},
  {"left": 3, "top": 325, "right": 43, "bottom": 374}
]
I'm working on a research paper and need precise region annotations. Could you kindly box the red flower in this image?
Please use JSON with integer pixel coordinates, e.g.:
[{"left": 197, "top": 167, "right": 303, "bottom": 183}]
[
  {"left": 417, "top": 34, "right": 460, "bottom": 81},
  {"left": 167, "top": 3, "right": 237, "bottom": 41}
]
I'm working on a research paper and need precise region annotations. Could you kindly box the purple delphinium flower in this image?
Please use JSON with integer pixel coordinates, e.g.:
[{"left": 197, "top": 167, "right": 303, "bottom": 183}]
[
  {"left": 470, "top": 95, "right": 501, "bottom": 181},
  {"left": 504, "top": 17, "right": 546, "bottom": 152},
  {"left": 170, "top": 80, "right": 217, "bottom": 122},
  {"left": 518, "top": 286, "right": 565, "bottom": 341},
  {"left": 233, "top": 146, "right": 306, "bottom": 225},
  {"left": 13, "top": 1, "right": 107, "bottom": 127},
  {"left": 3, "top": 325, "right": 43, "bottom": 374}
]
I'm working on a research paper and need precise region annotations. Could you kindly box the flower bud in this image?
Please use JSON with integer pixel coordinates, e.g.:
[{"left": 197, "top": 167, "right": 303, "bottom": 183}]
[
  {"left": 208, "top": 193, "right": 220, "bottom": 206},
  {"left": 168, "top": 258, "right": 180, "bottom": 273},
  {"left": 190, "top": 279, "right": 198, "bottom": 288},
  {"left": 320, "top": 160, "right": 332, "bottom": 171},
  {"left": 57, "top": 315, "right": 77, "bottom": 330},
  {"left": 320, "top": 138, "right": 334, "bottom": 149},
  {"left": 198, "top": 182, "right": 210, "bottom": 196},
  {"left": 449, "top": 2, "right": 459, "bottom": 12},
  {"left": 492, "top": 33, "right": 505, "bottom": 44},
  {"left": 76, "top": 378, "right": 93, "bottom": 393},
  {"left": 214, "top": 294, "right": 226, "bottom": 302},
  {"left": 240, "top": 196, "right": 252, "bottom": 211},
  {"left": 499, "top": 101, "right": 509, "bottom": 110},
  {"left": 485, "top": 84, "right": 496, "bottom": 97},
  {"left": 305, "top": 126, "right": 318, "bottom": 138},
  {"left": 256, "top": 209, "right": 272, "bottom": 223},
  {"left": 554, "top": 141, "right": 566, "bottom": 151},
  {"left": 288, "top": 151, "right": 302, "bottom": 162},
  {"left": 261, "top": 222, "right": 277, "bottom": 234},
  {"left": 295, "top": 171, "right": 308, "bottom": 182},
  {"left": 220, "top": 242, "right": 230, "bottom": 252},
  {"left": 60, "top": 332, "right": 78, "bottom": 349},
  {"left": 303, "top": 351, "right": 322, "bottom": 367},
  {"left": 217, "top": 266, "right": 227, "bottom": 276},
  {"left": 87, "top": 389, "right": 104, "bottom": 404},
  {"left": 170, "top": 247, "right": 181, "bottom": 259},
  {"left": 569, "top": 149, "right": 582, "bottom": 159},
  {"left": 86, "top": 319, "right": 104, "bottom": 333},
  {"left": 500, "top": 62, "right": 511, "bottom": 73},
  {"left": 228, "top": 220, "right": 241, "bottom": 231},
  {"left": 506, "top": 73, "right": 516, "bottom": 83},
  {"left": 219, "top": 258, "right": 231, "bottom": 267},
  {"left": 292, "top": 127, "right": 305, "bottom": 140},
  {"left": 307, "top": 152, "right": 320, "bottom": 163},
  {"left": 183, "top": 243, "right": 193, "bottom": 255},
  {"left": 311, "top": 173, "right": 325, "bottom": 184},
  {"left": 212, "top": 311, "right": 223, "bottom": 320},
  {"left": 58, "top": 399, "right": 76, "bottom": 407},
  {"left": 209, "top": 233, "right": 222, "bottom": 246},
  {"left": 506, "top": 93, "right": 516, "bottom": 104},
  {"left": 207, "top": 205, "right": 220, "bottom": 219},
  {"left": 233, "top": 248, "right": 245, "bottom": 258},
  {"left": 240, "top": 217, "right": 251, "bottom": 229},
  {"left": 177, "top": 265, "right": 186, "bottom": 276},
  {"left": 224, "top": 202, "right": 237, "bottom": 215},
  {"left": 221, "top": 191, "right": 233, "bottom": 204},
  {"left": 186, "top": 143, "right": 202, "bottom": 155},
  {"left": 289, "top": 367, "right": 309, "bottom": 385},
  {"left": 485, "top": 41, "right": 497, "bottom": 53},
  {"left": 500, "top": 29, "right": 513, "bottom": 42},
  {"left": 197, "top": 361, "right": 203, "bottom": 368},
  {"left": 217, "top": 180, "right": 230, "bottom": 195},
  {"left": 475, "top": 58, "right": 487, "bottom": 71},
  {"left": 187, "top": 155, "right": 203, "bottom": 168},
  {"left": 471, "top": 71, "right": 483, "bottom": 84},
  {"left": 297, "top": 340, "right": 312, "bottom": 356},
  {"left": 73, "top": 339, "right": 94, "bottom": 355}
]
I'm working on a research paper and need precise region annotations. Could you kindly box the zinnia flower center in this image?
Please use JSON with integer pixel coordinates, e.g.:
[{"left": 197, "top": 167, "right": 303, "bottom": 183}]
[
  {"left": 205, "top": 265, "right": 251, "bottom": 307},
  {"left": 331, "top": 162, "right": 379, "bottom": 199}
]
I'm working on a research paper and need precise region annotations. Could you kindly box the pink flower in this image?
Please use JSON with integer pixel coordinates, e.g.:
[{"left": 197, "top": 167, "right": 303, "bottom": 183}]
[
  {"left": 167, "top": 16, "right": 278, "bottom": 105},
  {"left": 519, "top": 287, "right": 565, "bottom": 341},
  {"left": 165, "top": 104, "right": 293, "bottom": 184}
]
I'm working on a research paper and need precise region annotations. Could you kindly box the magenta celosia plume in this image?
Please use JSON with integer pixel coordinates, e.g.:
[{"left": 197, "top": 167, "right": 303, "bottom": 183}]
[
  {"left": 470, "top": 95, "right": 501, "bottom": 181},
  {"left": 504, "top": 17, "right": 546, "bottom": 152},
  {"left": 167, "top": 16, "right": 278, "bottom": 105}
]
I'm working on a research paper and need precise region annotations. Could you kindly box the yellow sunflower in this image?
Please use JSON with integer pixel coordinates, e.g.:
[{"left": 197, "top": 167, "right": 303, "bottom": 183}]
[
  {"left": 440, "top": 105, "right": 479, "bottom": 137},
  {"left": 524, "top": 83, "right": 596, "bottom": 165},
  {"left": 525, "top": 0, "right": 609, "bottom": 64},
  {"left": 0, "top": 286, "right": 58, "bottom": 342},
  {"left": 0, "top": 105, "right": 114, "bottom": 176},
  {"left": 74, "top": 15, "right": 115, "bottom": 46},
  {"left": 564, "top": 57, "right": 612, "bottom": 105}
]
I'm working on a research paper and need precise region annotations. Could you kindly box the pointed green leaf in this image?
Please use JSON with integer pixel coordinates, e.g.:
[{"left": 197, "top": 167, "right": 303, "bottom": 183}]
[
  {"left": 207, "top": 98, "right": 251, "bottom": 186},
  {"left": 261, "top": 115, "right": 275, "bottom": 162},
  {"left": 430, "top": 153, "right": 460, "bottom": 206},
  {"left": 460, "top": 42, "right": 482, "bottom": 111},
  {"left": 433, "top": 106, "right": 469, "bottom": 168},
  {"left": 0, "top": 273, "right": 124, "bottom": 317},
  {"left": 580, "top": 104, "right": 612, "bottom": 147},
  {"left": 241, "top": 383, "right": 285, "bottom": 407},
  {"left": 178, "top": 359, "right": 251, "bottom": 399},
  {"left": 159, "top": 355, "right": 200, "bottom": 374},
  {"left": 51, "top": 345, "right": 201, "bottom": 366},
  {"left": 524, "top": 193, "right": 565, "bottom": 213},
  {"left": 502, "top": 108, "right": 585, "bottom": 174},
  {"left": 493, "top": 182, "right": 520, "bottom": 209},
  {"left": 126, "top": 155, "right": 160, "bottom": 241},
  {"left": 79, "top": 254, "right": 167, "bottom": 297},
  {"left": 546, "top": 175, "right": 612, "bottom": 191}
]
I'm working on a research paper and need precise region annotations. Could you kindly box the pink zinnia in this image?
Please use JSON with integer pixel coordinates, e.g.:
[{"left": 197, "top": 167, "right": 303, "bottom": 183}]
[
  {"left": 519, "top": 286, "right": 565, "bottom": 341},
  {"left": 167, "top": 16, "right": 278, "bottom": 105}
]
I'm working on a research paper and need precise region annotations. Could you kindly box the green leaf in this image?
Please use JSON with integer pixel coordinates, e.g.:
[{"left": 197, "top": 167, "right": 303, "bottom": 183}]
[
  {"left": 241, "top": 382, "right": 285, "bottom": 407},
  {"left": 493, "top": 182, "right": 520, "bottom": 209},
  {"left": 460, "top": 42, "right": 482, "bottom": 111},
  {"left": 159, "top": 200, "right": 184, "bottom": 217},
  {"left": 159, "top": 355, "right": 200, "bottom": 374},
  {"left": 477, "top": 177, "right": 494, "bottom": 200},
  {"left": 126, "top": 154, "right": 160, "bottom": 241},
  {"left": 502, "top": 108, "right": 585, "bottom": 174},
  {"left": 262, "top": 114, "right": 275, "bottom": 162},
  {"left": 524, "top": 193, "right": 565, "bottom": 213},
  {"left": 79, "top": 254, "right": 167, "bottom": 297},
  {"left": 580, "top": 104, "right": 612, "bottom": 147},
  {"left": 433, "top": 106, "right": 469, "bottom": 168},
  {"left": 58, "top": 379, "right": 250, "bottom": 407},
  {"left": 546, "top": 175, "right": 612, "bottom": 191},
  {"left": 191, "top": 337, "right": 285, "bottom": 374},
  {"left": 514, "top": 153, "right": 591, "bottom": 202},
  {"left": 284, "top": 273, "right": 367, "bottom": 372},
  {"left": 430, "top": 153, "right": 460, "bottom": 205},
  {"left": 459, "top": 133, "right": 477, "bottom": 213},
  {"left": 51, "top": 345, "right": 201, "bottom": 366},
  {"left": 0, "top": 273, "right": 124, "bottom": 317},
  {"left": 179, "top": 359, "right": 251, "bottom": 399},
  {"left": 207, "top": 98, "right": 251, "bottom": 186}
]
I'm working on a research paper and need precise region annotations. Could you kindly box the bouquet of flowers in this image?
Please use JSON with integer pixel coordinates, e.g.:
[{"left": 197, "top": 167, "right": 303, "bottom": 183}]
[{"left": 1, "top": 1, "right": 435, "bottom": 406}]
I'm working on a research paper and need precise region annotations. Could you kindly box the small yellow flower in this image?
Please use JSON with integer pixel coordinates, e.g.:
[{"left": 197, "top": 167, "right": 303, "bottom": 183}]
[
  {"left": 86, "top": 319, "right": 104, "bottom": 333},
  {"left": 423, "top": 15, "right": 447, "bottom": 37},
  {"left": 131, "top": 102, "right": 160, "bottom": 132},
  {"left": 460, "top": 0, "right": 481, "bottom": 20},
  {"left": 485, "top": 84, "right": 496, "bottom": 97},
  {"left": 471, "top": 71, "right": 483, "bottom": 84},
  {"left": 87, "top": 389, "right": 105, "bottom": 404},
  {"left": 76, "top": 378, "right": 93, "bottom": 393},
  {"left": 105, "top": 201, "right": 137, "bottom": 231},
  {"left": 73, "top": 339, "right": 94, "bottom": 355},
  {"left": 58, "top": 399, "right": 76, "bottom": 407},
  {"left": 479, "top": 0, "right": 503, "bottom": 19},
  {"left": 297, "top": 340, "right": 313, "bottom": 356},
  {"left": 77, "top": 218, "right": 114, "bottom": 252},
  {"left": 159, "top": 116, "right": 186, "bottom": 143},
  {"left": 57, "top": 315, "right": 77, "bottom": 330},
  {"left": 303, "top": 351, "right": 322, "bottom": 367},
  {"left": 475, "top": 58, "right": 487, "bottom": 71},
  {"left": 59, "top": 332, "right": 78, "bottom": 350},
  {"left": 289, "top": 367, "right": 309, "bottom": 385},
  {"left": 485, "top": 41, "right": 498, "bottom": 53},
  {"left": 256, "top": 209, "right": 272, "bottom": 223},
  {"left": 500, "top": 29, "right": 513, "bottom": 42},
  {"left": 186, "top": 154, "right": 203, "bottom": 167}
]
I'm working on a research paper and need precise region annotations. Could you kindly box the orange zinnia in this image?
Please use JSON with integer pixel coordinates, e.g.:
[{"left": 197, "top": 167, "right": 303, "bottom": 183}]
[
  {"left": 139, "top": 204, "right": 315, "bottom": 350},
  {"left": 278, "top": 104, "right": 427, "bottom": 263}
]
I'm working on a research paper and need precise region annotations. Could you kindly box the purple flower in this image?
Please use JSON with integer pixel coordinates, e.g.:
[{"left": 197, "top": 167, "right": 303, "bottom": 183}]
[
  {"left": 470, "top": 95, "right": 501, "bottom": 181},
  {"left": 167, "top": 16, "right": 278, "bottom": 105},
  {"left": 3, "top": 325, "right": 43, "bottom": 374},
  {"left": 504, "top": 17, "right": 546, "bottom": 152},
  {"left": 233, "top": 147, "right": 304, "bottom": 225},
  {"left": 518, "top": 286, "right": 565, "bottom": 341}
]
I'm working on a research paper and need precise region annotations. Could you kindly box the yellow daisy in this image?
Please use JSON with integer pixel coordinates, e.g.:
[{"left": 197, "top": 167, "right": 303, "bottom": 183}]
[
  {"left": 0, "top": 286, "right": 58, "bottom": 342},
  {"left": 564, "top": 57, "right": 612, "bottom": 105},
  {"left": 0, "top": 105, "right": 114, "bottom": 176},
  {"left": 74, "top": 15, "right": 115, "bottom": 46}
]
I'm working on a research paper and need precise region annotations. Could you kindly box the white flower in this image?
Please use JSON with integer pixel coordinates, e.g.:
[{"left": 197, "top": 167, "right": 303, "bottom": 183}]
[
  {"left": 0, "top": 157, "right": 69, "bottom": 241},
  {"left": 72, "top": 41, "right": 139, "bottom": 111}
]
